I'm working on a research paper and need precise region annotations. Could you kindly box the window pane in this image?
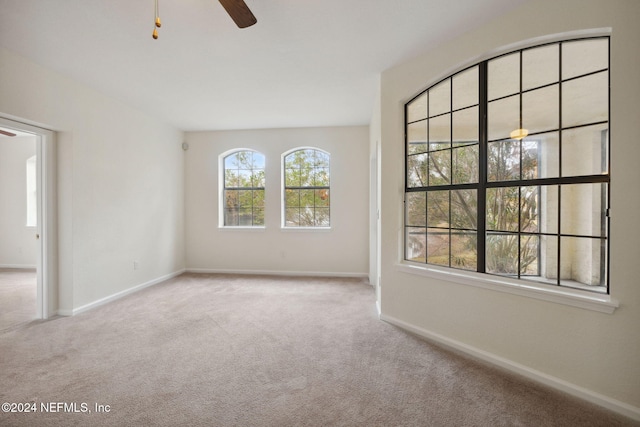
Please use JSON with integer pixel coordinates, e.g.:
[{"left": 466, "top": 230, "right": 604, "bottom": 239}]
[
  {"left": 522, "top": 84, "right": 559, "bottom": 134},
  {"left": 561, "top": 183, "right": 606, "bottom": 237},
  {"left": 427, "top": 190, "right": 449, "bottom": 228},
  {"left": 539, "top": 184, "right": 559, "bottom": 235},
  {"left": 314, "top": 151, "right": 330, "bottom": 168},
  {"left": 562, "top": 125, "right": 608, "bottom": 177},
  {"left": 428, "top": 151, "right": 450, "bottom": 185},
  {"left": 406, "top": 228, "right": 426, "bottom": 262},
  {"left": 520, "top": 235, "right": 539, "bottom": 276},
  {"left": 488, "top": 140, "right": 520, "bottom": 181},
  {"left": 451, "top": 232, "right": 477, "bottom": 271},
  {"left": 488, "top": 95, "right": 519, "bottom": 141},
  {"left": 252, "top": 170, "right": 265, "bottom": 188},
  {"left": 315, "top": 189, "right": 330, "bottom": 207},
  {"left": 285, "top": 189, "right": 299, "bottom": 207},
  {"left": 522, "top": 44, "right": 559, "bottom": 91},
  {"left": 253, "top": 208, "right": 265, "bottom": 226},
  {"left": 451, "top": 189, "right": 477, "bottom": 229},
  {"left": 486, "top": 187, "right": 519, "bottom": 232},
  {"left": 300, "top": 189, "right": 315, "bottom": 207},
  {"left": 408, "top": 93, "right": 427, "bottom": 123},
  {"left": 238, "top": 190, "right": 252, "bottom": 208},
  {"left": 406, "top": 192, "right": 426, "bottom": 226},
  {"left": 562, "top": 38, "right": 608, "bottom": 80},
  {"left": 238, "top": 208, "right": 253, "bottom": 226},
  {"left": 452, "top": 106, "right": 478, "bottom": 146},
  {"left": 407, "top": 121, "right": 428, "bottom": 155},
  {"left": 520, "top": 186, "right": 539, "bottom": 233},
  {"left": 429, "top": 114, "right": 450, "bottom": 150},
  {"left": 452, "top": 66, "right": 479, "bottom": 110},
  {"left": 538, "top": 235, "right": 559, "bottom": 284},
  {"left": 299, "top": 207, "right": 315, "bottom": 226},
  {"left": 427, "top": 228, "right": 449, "bottom": 266},
  {"left": 523, "top": 132, "right": 559, "bottom": 179},
  {"left": 285, "top": 208, "right": 299, "bottom": 226},
  {"left": 452, "top": 144, "right": 478, "bottom": 184},
  {"left": 285, "top": 168, "right": 300, "bottom": 187},
  {"left": 313, "top": 168, "right": 330, "bottom": 186},
  {"left": 429, "top": 79, "right": 451, "bottom": 117},
  {"left": 562, "top": 71, "right": 608, "bottom": 127},
  {"left": 488, "top": 52, "right": 520, "bottom": 101},
  {"left": 225, "top": 190, "right": 239, "bottom": 208},
  {"left": 315, "top": 208, "right": 330, "bottom": 226},
  {"left": 224, "top": 208, "right": 239, "bottom": 226},
  {"left": 486, "top": 233, "right": 519, "bottom": 275},
  {"left": 253, "top": 190, "right": 264, "bottom": 207},
  {"left": 560, "top": 236, "right": 605, "bottom": 288},
  {"left": 225, "top": 169, "right": 239, "bottom": 188},
  {"left": 407, "top": 153, "right": 428, "bottom": 188}
]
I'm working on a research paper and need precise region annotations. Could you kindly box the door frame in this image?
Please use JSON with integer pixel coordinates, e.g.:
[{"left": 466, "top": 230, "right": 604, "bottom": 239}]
[{"left": 0, "top": 116, "right": 57, "bottom": 319}]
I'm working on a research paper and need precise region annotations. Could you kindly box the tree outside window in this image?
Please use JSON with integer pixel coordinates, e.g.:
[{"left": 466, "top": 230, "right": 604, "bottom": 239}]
[
  {"left": 223, "top": 150, "right": 265, "bottom": 227},
  {"left": 283, "top": 148, "right": 330, "bottom": 227}
]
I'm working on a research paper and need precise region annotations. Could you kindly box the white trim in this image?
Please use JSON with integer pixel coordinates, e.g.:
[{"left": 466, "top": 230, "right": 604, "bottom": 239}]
[
  {"left": 0, "top": 264, "right": 37, "bottom": 269},
  {"left": 58, "top": 269, "right": 185, "bottom": 316},
  {"left": 280, "top": 226, "right": 332, "bottom": 232},
  {"left": 380, "top": 313, "right": 640, "bottom": 422},
  {"left": 186, "top": 267, "right": 367, "bottom": 279},
  {"left": 396, "top": 262, "right": 618, "bottom": 314}
]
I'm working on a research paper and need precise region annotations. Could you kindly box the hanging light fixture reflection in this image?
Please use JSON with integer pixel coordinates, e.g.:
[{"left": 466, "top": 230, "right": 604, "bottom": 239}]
[{"left": 510, "top": 128, "right": 529, "bottom": 140}]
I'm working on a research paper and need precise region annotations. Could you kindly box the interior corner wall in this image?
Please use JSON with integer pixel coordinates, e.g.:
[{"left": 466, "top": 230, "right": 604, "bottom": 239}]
[
  {"left": 184, "top": 126, "right": 369, "bottom": 277},
  {"left": 0, "top": 47, "right": 185, "bottom": 313},
  {"left": 0, "top": 136, "right": 37, "bottom": 268},
  {"left": 379, "top": 0, "right": 640, "bottom": 414}
]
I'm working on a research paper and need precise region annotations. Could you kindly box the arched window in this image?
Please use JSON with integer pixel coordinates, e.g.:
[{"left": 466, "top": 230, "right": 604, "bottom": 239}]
[
  {"left": 283, "top": 148, "right": 330, "bottom": 227},
  {"left": 405, "top": 37, "right": 610, "bottom": 293},
  {"left": 222, "top": 150, "right": 265, "bottom": 227}
]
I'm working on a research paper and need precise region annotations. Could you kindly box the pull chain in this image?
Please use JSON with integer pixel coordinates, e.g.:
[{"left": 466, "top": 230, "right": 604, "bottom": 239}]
[{"left": 153, "top": 0, "right": 161, "bottom": 39}]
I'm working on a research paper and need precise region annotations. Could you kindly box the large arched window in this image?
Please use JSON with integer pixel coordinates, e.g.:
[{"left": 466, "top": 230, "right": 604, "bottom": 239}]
[
  {"left": 405, "top": 37, "right": 610, "bottom": 294},
  {"left": 222, "top": 149, "right": 265, "bottom": 227},
  {"left": 283, "top": 148, "right": 330, "bottom": 227}
]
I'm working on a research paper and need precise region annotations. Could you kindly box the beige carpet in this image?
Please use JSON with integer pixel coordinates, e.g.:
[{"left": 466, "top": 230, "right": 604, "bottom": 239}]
[
  {"left": 0, "top": 268, "right": 36, "bottom": 332},
  {"left": 0, "top": 273, "right": 636, "bottom": 426}
]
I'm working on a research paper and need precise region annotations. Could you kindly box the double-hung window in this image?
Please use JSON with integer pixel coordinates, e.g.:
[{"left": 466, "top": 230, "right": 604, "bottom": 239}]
[
  {"left": 405, "top": 37, "right": 610, "bottom": 293},
  {"left": 222, "top": 150, "right": 265, "bottom": 227},
  {"left": 283, "top": 148, "right": 331, "bottom": 227}
]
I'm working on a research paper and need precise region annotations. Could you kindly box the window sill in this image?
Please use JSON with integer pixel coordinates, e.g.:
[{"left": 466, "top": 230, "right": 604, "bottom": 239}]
[
  {"left": 395, "top": 262, "right": 619, "bottom": 314},
  {"left": 218, "top": 226, "right": 266, "bottom": 231},
  {"left": 281, "top": 226, "right": 331, "bottom": 232}
]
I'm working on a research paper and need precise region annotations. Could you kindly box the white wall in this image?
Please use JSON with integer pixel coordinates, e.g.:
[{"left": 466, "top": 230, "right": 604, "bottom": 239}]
[
  {"left": 0, "top": 47, "right": 185, "bottom": 313},
  {"left": 378, "top": 0, "right": 640, "bottom": 416},
  {"left": 0, "top": 136, "right": 37, "bottom": 267},
  {"left": 185, "top": 126, "right": 369, "bottom": 277}
]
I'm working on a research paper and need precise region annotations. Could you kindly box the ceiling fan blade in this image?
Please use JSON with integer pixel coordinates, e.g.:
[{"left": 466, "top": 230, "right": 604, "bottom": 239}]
[
  {"left": 218, "top": 0, "right": 257, "bottom": 28},
  {"left": 0, "top": 129, "right": 17, "bottom": 137}
]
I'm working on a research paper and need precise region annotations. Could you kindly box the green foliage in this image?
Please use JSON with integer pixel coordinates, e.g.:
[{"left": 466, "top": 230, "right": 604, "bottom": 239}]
[{"left": 284, "top": 149, "right": 330, "bottom": 227}]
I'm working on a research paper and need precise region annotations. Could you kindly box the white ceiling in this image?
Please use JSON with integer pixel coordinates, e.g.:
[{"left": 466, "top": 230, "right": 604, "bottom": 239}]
[{"left": 0, "top": 0, "right": 527, "bottom": 131}]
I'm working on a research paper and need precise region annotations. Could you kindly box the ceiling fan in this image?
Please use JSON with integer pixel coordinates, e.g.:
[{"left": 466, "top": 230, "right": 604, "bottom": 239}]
[
  {"left": 0, "top": 129, "right": 17, "bottom": 137},
  {"left": 152, "top": 0, "right": 256, "bottom": 39}
]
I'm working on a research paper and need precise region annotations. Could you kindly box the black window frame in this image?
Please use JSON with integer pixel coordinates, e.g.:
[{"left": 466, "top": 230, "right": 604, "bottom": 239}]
[{"left": 404, "top": 37, "right": 610, "bottom": 294}]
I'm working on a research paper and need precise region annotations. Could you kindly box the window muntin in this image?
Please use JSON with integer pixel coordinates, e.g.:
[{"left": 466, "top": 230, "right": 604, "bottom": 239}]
[
  {"left": 223, "top": 150, "right": 265, "bottom": 227},
  {"left": 405, "top": 37, "right": 610, "bottom": 294},
  {"left": 283, "top": 148, "right": 330, "bottom": 227}
]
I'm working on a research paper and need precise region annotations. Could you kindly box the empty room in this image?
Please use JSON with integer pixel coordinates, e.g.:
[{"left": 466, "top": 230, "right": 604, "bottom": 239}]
[{"left": 0, "top": 0, "right": 639, "bottom": 425}]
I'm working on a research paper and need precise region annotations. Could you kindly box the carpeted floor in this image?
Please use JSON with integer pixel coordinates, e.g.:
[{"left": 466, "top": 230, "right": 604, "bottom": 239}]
[
  {"left": 0, "top": 268, "right": 36, "bottom": 332},
  {"left": 0, "top": 273, "right": 636, "bottom": 426}
]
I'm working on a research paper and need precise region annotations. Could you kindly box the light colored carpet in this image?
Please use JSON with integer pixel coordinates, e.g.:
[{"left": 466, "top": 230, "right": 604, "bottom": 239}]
[
  {"left": 0, "top": 268, "right": 36, "bottom": 332},
  {"left": 0, "top": 273, "right": 636, "bottom": 426}
]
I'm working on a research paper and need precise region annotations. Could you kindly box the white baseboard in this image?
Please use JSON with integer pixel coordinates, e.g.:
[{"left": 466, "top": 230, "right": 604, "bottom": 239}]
[
  {"left": 0, "top": 264, "right": 37, "bottom": 270},
  {"left": 380, "top": 313, "right": 640, "bottom": 422},
  {"left": 186, "top": 267, "right": 368, "bottom": 279},
  {"left": 58, "top": 269, "right": 186, "bottom": 317}
]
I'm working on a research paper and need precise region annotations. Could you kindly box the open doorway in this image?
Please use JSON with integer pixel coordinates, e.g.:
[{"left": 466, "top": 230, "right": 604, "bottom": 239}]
[
  {"left": 0, "top": 130, "right": 38, "bottom": 330},
  {"left": 0, "top": 117, "right": 56, "bottom": 329}
]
